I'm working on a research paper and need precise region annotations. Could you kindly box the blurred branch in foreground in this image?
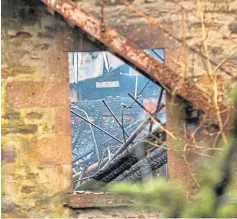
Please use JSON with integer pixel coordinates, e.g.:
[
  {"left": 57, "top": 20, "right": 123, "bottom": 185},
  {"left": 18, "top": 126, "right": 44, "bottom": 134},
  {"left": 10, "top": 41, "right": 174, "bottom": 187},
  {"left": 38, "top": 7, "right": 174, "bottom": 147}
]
[{"left": 110, "top": 87, "right": 237, "bottom": 218}]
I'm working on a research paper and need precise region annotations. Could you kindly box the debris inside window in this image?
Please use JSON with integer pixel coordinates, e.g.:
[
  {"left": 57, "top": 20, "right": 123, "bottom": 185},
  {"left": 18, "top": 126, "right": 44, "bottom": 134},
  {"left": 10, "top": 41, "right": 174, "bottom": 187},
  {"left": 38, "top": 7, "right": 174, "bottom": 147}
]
[{"left": 68, "top": 49, "right": 167, "bottom": 191}]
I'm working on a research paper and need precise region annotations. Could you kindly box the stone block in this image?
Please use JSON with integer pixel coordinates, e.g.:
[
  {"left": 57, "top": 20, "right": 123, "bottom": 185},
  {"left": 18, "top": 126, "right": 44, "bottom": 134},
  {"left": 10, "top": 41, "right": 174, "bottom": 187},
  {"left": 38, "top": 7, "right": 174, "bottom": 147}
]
[
  {"left": 1, "top": 150, "right": 17, "bottom": 163},
  {"left": 20, "top": 108, "right": 56, "bottom": 139},
  {"left": 1, "top": 66, "right": 35, "bottom": 79},
  {"left": 6, "top": 82, "right": 69, "bottom": 108},
  {"left": 113, "top": 22, "right": 176, "bottom": 49},
  {"left": 55, "top": 107, "right": 71, "bottom": 135},
  {"left": 2, "top": 162, "right": 72, "bottom": 209},
  {"left": 47, "top": 51, "right": 68, "bottom": 82},
  {"left": 1, "top": 110, "right": 20, "bottom": 120},
  {"left": 1, "top": 136, "right": 30, "bottom": 154},
  {"left": 228, "top": 22, "right": 237, "bottom": 34},
  {"left": 35, "top": 164, "right": 72, "bottom": 193},
  {"left": 1, "top": 200, "right": 29, "bottom": 217},
  {"left": 166, "top": 93, "right": 198, "bottom": 191},
  {"left": 25, "top": 112, "right": 43, "bottom": 120},
  {"left": 2, "top": 124, "right": 38, "bottom": 135},
  {"left": 21, "top": 185, "right": 35, "bottom": 194},
  {"left": 64, "top": 193, "right": 133, "bottom": 209},
  {"left": 22, "top": 136, "right": 72, "bottom": 165}
]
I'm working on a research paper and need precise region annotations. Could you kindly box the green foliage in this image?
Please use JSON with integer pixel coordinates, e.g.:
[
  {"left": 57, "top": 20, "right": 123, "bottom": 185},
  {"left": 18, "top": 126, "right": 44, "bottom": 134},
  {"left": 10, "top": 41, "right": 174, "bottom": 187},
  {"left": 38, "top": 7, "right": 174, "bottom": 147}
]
[
  {"left": 110, "top": 161, "right": 237, "bottom": 217},
  {"left": 110, "top": 179, "right": 186, "bottom": 217},
  {"left": 231, "top": 86, "right": 237, "bottom": 104},
  {"left": 181, "top": 188, "right": 216, "bottom": 217},
  {"left": 196, "top": 160, "right": 221, "bottom": 188},
  {"left": 216, "top": 204, "right": 237, "bottom": 218},
  {"left": 109, "top": 86, "right": 237, "bottom": 218}
]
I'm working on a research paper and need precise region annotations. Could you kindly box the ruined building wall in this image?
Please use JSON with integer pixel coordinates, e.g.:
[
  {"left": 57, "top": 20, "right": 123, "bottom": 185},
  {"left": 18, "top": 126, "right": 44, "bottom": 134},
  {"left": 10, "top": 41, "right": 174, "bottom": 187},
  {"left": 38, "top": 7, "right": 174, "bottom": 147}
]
[
  {"left": 76, "top": 0, "right": 237, "bottom": 191},
  {"left": 1, "top": 0, "right": 237, "bottom": 217},
  {"left": 79, "top": 0, "right": 237, "bottom": 77},
  {"left": 1, "top": 1, "right": 101, "bottom": 217},
  {"left": 1, "top": 1, "right": 165, "bottom": 217},
  {"left": 76, "top": 0, "right": 236, "bottom": 192}
]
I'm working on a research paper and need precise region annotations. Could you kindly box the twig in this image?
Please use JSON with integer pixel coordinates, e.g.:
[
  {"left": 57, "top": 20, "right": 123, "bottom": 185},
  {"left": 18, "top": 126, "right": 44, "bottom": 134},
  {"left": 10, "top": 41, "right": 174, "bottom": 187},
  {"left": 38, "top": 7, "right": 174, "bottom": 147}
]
[
  {"left": 71, "top": 109, "right": 123, "bottom": 144},
  {"left": 121, "top": 0, "right": 234, "bottom": 77},
  {"left": 128, "top": 93, "right": 176, "bottom": 139},
  {"left": 169, "top": 0, "right": 237, "bottom": 45},
  {"left": 183, "top": 122, "right": 200, "bottom": 188},
  {"left": 197, "top": 0, "right": 228, "bottom": 146}
]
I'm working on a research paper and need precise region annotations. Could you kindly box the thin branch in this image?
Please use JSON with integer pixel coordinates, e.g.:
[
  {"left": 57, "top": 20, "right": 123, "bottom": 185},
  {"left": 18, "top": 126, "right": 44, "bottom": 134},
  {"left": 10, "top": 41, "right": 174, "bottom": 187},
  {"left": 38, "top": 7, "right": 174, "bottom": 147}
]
[
  {"left": 183, "top": 122, "right": 200, "bottom": 188},
  {"left": 121, "top": 0, "right": 234, "bottom": 77}
]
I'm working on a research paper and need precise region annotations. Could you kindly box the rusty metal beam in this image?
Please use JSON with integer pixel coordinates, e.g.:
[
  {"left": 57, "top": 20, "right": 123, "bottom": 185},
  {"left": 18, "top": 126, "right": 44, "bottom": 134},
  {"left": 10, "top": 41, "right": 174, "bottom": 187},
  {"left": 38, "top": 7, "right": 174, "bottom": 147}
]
[{"left": 41, "top": 0, "right": 233, "bottom": 129}]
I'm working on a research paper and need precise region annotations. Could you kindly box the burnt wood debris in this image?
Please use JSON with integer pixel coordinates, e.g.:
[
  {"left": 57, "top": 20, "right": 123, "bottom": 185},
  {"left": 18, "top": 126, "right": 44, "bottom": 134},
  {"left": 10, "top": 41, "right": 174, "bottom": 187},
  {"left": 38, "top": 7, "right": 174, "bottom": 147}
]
[
  {"left": 72, "top": 97, "right": 167, "bottom": 190},
  {"left": 40, "top": 0, "right": 233, "bottom": 191},
  {"left": 69, "top": 49, "right": 167, "bottom": 190}
]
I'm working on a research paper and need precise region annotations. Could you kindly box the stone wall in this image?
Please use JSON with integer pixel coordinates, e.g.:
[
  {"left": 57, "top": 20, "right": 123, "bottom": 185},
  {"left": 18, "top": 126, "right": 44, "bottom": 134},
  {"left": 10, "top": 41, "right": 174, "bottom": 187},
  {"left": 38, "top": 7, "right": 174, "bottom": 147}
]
[
  {"left": 78, "top": 0, "right": 237, "bottom": 83},
  {"left": 1, "top": 1, "right": 165, "bottom": 217},
  {"left": 1, "top": 1, "right": 101, "bottom": 217},
  {"left": 1, "top": 0, "right": 236, "bottom": 217}
]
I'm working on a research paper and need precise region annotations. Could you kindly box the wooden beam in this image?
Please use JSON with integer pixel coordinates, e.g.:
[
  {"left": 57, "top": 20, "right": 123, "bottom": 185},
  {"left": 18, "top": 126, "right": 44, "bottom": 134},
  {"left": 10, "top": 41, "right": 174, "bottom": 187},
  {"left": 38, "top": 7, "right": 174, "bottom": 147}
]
[{"left": 41, "top": 0, "right": 233, "bottom": 129}]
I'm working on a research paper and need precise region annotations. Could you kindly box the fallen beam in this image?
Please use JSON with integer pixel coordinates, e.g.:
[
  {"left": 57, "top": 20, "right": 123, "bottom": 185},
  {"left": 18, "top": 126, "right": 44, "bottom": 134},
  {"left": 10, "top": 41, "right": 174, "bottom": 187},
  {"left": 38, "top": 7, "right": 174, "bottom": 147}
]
[
  {"left": 41, "top": 0, "right": 233, "bottom": 129},
  {"left": 103, "top": 116, "right": 151, "bottom": 169}
]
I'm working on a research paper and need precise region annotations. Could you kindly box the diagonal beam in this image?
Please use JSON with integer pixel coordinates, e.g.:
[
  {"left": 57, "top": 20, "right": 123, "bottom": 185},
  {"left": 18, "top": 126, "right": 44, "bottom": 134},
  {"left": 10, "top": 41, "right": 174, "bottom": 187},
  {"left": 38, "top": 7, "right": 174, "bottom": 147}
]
[{"left": 41, "top": 0, "right": 233, "bottom": 129}]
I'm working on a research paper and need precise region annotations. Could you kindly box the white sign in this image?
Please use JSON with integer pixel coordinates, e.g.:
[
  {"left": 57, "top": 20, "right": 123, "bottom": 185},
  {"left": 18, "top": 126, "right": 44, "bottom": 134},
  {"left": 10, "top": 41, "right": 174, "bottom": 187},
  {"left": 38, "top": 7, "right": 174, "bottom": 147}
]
[{"left": 96, "top": 81, "right": 120, "bottom": 88}]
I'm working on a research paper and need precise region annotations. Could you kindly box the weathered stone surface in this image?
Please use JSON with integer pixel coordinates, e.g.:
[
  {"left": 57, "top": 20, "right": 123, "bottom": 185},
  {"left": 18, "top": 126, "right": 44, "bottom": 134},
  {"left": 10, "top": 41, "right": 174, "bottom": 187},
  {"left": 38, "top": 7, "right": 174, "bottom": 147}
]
[
  {"left": 95, "top": 0, "right": 134, "bottom": 6},
  {"left": 1, "top": 201, "right": 19, "bottom": 213},
  {"left": 21, "top": 185, "right": 35, "bottom": 194},
  {"left": 1, "top": 162, "right": 72, "bottom": 210},
  {"left": 1, "top": 110, "right": 20, "bottom": 120},
  {"left": 26, "top": 172, "right": 39, "bottom": 180},
  {"left": 228, "top": 22, "right": 237, "bottom": 34},
  {"left": 1, "top": 200, "right": 29, "bottom": 217},
  {"left": 55, "top": 107, "right": 71, "bottom": 135},
  {"left": 34, "top": 43, "right": 50, "bottom": 50},
  {"left": 6, "top": 82, "right": 69, "bottom": 108},
  {"left": 1, "top": 1, "right": 73, "bottom": 217},
  {"left": 1, "top": 124, "right": 38, "bottom": 135},
  {"left": 1, "top": 136, "right": 29, "bottom": 152},
  {"left": 64, "top": 193, "right": 133, "bottom": 209},
  {"left": 9, "top": 31, "right": 33, "bottom": 39},
  {"left": 1, "top": 150, "right": 17, "bottom": 163},
  {"left": 22, "top": 136, "right": 72, "bottom": 165},
  {"left": 19, "top": 108, "right": 55, "bottom": 135},
  {"left": 1, "top": 66, "right": 36, "bottom": 78},
  {"left": 114, "top": 23, "right": 177, "bottom": 49},
  {"left": 25, "top": 112, "right": 43, "bottom": 120},
  {"left": 47, "top": 51, "right": 68, "bottom": 82}
]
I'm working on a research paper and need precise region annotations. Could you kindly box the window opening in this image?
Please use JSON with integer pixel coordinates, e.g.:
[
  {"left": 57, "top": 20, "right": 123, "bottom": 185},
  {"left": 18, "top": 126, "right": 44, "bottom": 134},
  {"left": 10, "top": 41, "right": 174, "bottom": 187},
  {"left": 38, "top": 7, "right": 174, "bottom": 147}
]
[{"left": 68, "top": 49, "right": 167, "bottom": 191}]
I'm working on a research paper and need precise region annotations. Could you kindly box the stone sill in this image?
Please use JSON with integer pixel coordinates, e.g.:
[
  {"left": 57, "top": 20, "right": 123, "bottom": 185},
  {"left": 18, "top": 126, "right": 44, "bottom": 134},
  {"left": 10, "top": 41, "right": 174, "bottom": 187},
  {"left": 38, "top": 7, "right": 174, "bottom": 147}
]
[{"left": 63, "top": 193, "right": 133, "bottom": 209}]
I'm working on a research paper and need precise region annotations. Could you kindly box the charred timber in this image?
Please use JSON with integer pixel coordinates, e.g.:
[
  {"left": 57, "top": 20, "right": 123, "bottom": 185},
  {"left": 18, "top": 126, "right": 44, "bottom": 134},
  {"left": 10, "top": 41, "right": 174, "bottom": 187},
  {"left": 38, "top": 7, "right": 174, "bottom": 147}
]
[
  {"left": 112, "top": 147, "right": 167, "bottom": 182},
  {"left": 77, "top": 142, "right": 145, "bottom": 190},
  {"left": 77, "top": 129, "right": 165, "bottom": 190}
]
